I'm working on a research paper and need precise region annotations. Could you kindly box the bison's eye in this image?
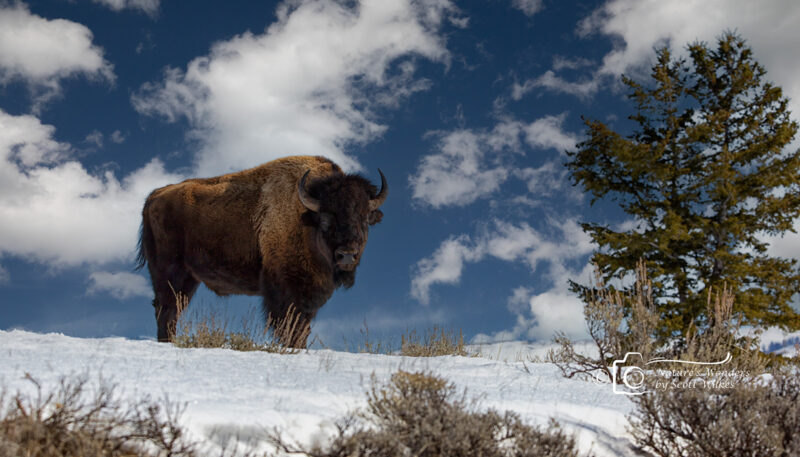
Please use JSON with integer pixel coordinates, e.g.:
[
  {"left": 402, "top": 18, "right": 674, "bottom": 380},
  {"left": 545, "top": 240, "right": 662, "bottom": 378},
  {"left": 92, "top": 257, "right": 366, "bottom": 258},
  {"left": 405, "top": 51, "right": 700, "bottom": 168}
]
[{"left": 319, "top": 213, "right": 333, "bottom": 232}]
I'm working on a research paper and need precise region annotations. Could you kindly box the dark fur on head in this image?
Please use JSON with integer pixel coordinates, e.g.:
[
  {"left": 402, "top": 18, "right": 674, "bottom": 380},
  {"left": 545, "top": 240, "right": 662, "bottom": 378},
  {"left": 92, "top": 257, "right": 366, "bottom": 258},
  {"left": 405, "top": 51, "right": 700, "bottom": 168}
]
[{"left": 300, "top": 173, "right": 384, "bottom": 288}]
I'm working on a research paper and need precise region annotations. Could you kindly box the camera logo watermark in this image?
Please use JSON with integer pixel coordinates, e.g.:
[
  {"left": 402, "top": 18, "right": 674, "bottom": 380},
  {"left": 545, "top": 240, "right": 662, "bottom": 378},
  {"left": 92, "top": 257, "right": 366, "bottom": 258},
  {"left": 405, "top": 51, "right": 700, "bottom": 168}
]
[{"left": 610, "top": 352, "right": 742, "bottom": 395}]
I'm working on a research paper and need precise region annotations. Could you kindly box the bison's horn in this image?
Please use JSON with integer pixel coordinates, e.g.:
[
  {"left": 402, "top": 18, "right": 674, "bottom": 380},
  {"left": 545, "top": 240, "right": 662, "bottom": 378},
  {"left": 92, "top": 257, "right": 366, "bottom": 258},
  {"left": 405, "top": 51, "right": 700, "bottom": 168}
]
[
  {"left": 298, "top": 170, "right": 320, "bottom": 212},
  {"left": 368, "top": 169, "right": 388, "bottom": 211}
]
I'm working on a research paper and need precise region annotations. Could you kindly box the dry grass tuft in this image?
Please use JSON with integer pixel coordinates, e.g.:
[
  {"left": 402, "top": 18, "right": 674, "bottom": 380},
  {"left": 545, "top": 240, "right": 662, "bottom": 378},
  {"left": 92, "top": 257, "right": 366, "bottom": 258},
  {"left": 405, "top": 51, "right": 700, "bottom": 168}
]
[
  {"left": 0, "top": 374, "right": 194, "bottom": 457},
  {"left": 268, "top": 304, "right": 312, "bottom": 350},
  {"left": 680, "top": 284, "right": 769, "bottom": 373},
  {"left": 355, "top": 320, "right": 394, "bottom": 355},
  {"left": 629, "top": 372, "right": 800, "bottom": 456},
  {"left": 400, "top": 326, "right": 468, "bottom": 357},
  {"left": 269, "top": 370, "right": 579, "bottom": 457},
  {"left": 173, "top": 301, "right": 309, "bottom": 354},
  {"left": 346, "top": 323, "right": 469, "bottom": 357}
]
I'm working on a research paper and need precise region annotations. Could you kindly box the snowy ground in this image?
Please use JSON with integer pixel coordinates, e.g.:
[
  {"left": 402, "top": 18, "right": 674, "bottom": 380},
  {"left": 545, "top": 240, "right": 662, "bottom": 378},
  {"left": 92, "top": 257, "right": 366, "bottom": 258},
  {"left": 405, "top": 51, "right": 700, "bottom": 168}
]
[
  {"left": 0, "top": 330, "right": 637, "bottom": 456},
  {"left": 468, "top": 340, "right": 600, "bottom": 363}
]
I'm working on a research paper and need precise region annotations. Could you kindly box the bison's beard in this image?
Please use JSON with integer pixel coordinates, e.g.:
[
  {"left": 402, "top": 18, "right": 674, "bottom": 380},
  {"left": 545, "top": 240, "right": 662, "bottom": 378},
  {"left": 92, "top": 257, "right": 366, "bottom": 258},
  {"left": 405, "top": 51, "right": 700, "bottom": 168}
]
[{"left": 334, "top": 268, "right": 356, "bottom": 289}]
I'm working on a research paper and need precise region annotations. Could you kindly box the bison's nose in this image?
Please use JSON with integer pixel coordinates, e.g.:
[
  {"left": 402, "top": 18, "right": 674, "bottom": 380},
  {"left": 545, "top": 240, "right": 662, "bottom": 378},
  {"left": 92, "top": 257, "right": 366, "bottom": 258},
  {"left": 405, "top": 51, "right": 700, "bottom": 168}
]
[{"left": 335, "top": 248, "right": 358, "bottom": 265}]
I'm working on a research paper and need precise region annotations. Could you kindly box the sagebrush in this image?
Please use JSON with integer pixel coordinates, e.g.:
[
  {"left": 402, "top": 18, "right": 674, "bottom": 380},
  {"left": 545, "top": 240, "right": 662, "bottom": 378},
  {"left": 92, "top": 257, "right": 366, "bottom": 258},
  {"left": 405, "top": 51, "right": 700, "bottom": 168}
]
[
  {"left": 629, "top": 372, "right": 800, "bottom": 456},
  {"left": 548, "top": 259, "right": 659, "bottom": 381},
  {"left": 0, "top": 374, "right": 194, "bottom": 457},
  {"left": 269, "top": 370, "right": 579, "bottom": 457},
  {"left": 548, "top": 260, "right": 769, "bottom": 383}
]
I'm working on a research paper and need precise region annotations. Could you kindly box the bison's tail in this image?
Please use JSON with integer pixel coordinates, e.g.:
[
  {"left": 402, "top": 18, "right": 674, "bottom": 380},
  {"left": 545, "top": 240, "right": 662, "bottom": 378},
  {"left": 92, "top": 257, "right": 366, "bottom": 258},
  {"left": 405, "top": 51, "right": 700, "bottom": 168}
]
[{"left": 135, "top": 204, "right": 154, "bottom": 271}]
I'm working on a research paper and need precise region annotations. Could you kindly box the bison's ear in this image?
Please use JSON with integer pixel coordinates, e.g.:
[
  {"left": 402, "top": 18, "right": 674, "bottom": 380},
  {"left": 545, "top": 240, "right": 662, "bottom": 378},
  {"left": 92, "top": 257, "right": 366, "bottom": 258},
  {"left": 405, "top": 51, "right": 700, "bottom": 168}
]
[{"left": 368, "top": 209, "right": 383, "bottom": 225}]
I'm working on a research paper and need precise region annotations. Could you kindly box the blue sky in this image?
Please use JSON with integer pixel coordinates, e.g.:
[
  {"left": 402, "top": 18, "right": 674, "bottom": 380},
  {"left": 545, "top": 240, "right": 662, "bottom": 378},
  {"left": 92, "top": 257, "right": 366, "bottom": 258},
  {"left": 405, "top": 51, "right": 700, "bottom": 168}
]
[{"left": 1, "top": 0, "right": 799, "bottom": 347}]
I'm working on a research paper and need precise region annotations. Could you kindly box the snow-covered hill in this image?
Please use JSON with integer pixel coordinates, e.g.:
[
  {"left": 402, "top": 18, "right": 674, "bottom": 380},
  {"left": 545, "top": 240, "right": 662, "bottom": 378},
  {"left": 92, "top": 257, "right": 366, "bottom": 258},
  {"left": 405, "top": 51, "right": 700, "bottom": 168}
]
[{"left": 0, "top": 330, "right": 636, "bottom": 456}]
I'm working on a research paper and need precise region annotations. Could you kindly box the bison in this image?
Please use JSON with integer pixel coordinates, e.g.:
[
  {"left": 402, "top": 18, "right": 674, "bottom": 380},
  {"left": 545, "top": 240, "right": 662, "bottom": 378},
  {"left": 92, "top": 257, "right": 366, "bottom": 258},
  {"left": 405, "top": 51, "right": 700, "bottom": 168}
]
[{"left": 135, "top": 155, "right": 387, "bottom": 347}]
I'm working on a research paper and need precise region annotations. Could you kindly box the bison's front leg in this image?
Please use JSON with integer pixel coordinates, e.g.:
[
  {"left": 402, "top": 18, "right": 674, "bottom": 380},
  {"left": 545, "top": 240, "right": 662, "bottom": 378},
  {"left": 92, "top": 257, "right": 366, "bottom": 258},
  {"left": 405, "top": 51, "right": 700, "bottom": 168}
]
[
  {"left": 263, "top": 301, "right": 313, "bottom": 349},
  {"left": 260, "top": 271, "right": 320, "bottom": 349},
  {"left": 272, "top": 309, "right": 312, "bottom": 349}
]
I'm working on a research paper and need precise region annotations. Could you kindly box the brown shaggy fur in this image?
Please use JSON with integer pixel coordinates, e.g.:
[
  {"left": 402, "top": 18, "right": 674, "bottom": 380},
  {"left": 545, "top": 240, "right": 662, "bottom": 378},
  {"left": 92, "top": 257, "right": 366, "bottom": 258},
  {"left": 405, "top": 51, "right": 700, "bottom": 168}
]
[{"left": 136, "top": 155, "right": 386, "bottom": 347}]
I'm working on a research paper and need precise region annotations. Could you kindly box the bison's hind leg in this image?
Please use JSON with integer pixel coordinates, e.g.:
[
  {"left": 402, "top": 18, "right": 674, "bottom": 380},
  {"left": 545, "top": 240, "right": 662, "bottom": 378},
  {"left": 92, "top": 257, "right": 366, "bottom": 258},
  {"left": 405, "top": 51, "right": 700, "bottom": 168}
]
[{"left": 152, "top": 267, "right": 199, "bottom": 342}]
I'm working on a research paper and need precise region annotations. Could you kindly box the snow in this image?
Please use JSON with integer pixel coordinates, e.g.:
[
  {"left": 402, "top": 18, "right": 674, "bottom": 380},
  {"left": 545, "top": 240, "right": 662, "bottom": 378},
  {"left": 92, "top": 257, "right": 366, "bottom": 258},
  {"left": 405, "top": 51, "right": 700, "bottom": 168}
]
[
  {"left": 736, "top": 326, "right": 800, "bottom": 358},
  {"left": 754, "top": 327, "right": 800, "bottom": 357},
  {"left": 0, "top": 330, "right": 637, "bottom": 456},
  {"left": 468, "top": 340, "right": 600, "bottom": 363}
]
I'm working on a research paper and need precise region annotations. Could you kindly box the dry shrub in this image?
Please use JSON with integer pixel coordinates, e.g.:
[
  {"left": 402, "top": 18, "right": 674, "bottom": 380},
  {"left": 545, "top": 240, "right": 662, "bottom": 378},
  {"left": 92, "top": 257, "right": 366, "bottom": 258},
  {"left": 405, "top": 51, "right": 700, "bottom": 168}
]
[
  {"left": 0, "top": 374, "right": 194, "bottom": 457},
  {"left": 356, "top": 320, "right": 394, "bottom": 355},
  {"left": 174, "top": 303, "right": 228, "bottom": 350},
  {"left": 351, "top": 324, "right": 467, "bottom": 356},
  {"left": 548, "top": 259, "right": 658, "bottom": 381},
  {"left": 270, "top": 370, "right": 579, "bottom": 457},
  {"left": 629, "top": 372, "right": 800, "bottom": 456},
  {"left": 173, "top": 302, "right": 309, "bottom": 354},
  {"left": 681, "top": 284, "right": 769, "bottom": 373},
  {"left": 623, "top": 285, "right": 792, "bottom": 456},
  {"left": 549, "top": 259, "right": 771, "bottom": 382},
  {"left": 267, "top": 304, "right": 313, "bottom": 350},
  {"left": 400, "top": 326, "right": 468, "bottom": 357},
  {"left": 550, "top": 261, "right": 792, "bottom": 456}
]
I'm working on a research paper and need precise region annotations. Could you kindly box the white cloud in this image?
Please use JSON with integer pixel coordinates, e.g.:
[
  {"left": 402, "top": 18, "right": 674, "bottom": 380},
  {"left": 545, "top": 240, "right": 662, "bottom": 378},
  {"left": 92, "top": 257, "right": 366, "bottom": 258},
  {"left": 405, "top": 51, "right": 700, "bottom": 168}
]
[
  {"left": 410, "top": 114, "right": 579, "bottom": 208},
  {"left": 0, "top": 109, "right": 183, "bottom": 267},
  {"left": 512, "top": 70, "right": 599, "bottom": 100},
  {"left": 515, "top": 161, "right": 561, "bottom": 195},
  {"left": 93, "top": 0, "right": 160, "bottom": 17},
  {"left": 411, "top": 235, "right": 484, "bottom": 304},
  {"left": 0, "top": 110, "right": 69, "bottom": 170},
  {"left": 579, "top": 0, "right": 800, "bottom": 118},
  {"left": 84, "top": 130, "right": 127, "bottom": 148},
  {"left": 133, "top": 0, "right": 456, "bottom": 176},
  {"left": 410, "top": 121, "right": 522, "bottom": 208},
  {"left": 519, "top": 2, "right": 800, "bottom": 104},
  {"left": 87, "top": 271, "right": 151, "bottom": 300},
  {"left": 512, "top": 262, "right": 595, "bottom": 340},
  {"left": 84, "top": 130, "right": 103, "bottom": 147},
  {"left": 510, "top": 0, "right": 543, "bottom": 17},
  {"left": 411, "top": 218, "right": 593, "bottom": 308},
  {"left": 525, "top": 289, "right": 586, "bottom": 339},
  {"left": 552, "top": 55, "right": 593, "bottom": 71},
  {"left": 507, "top": 285, "right": 534, "bottom": 313},
  {"left": 110, "top": 130, "right": 126, "bottom": 144},
  {"left": 473, "top": 260, "right": 594, "bottom": 343},
  {"left": 0, "top": 3, "right": 114, "bottom": 110},
  {"left": 484, "top": 222, "right": 541, "bottom": 263},
  {"left": 513, "top": 160, "right": 585, "bottom": 207},
  {"left": 523, "top": 113, "right": 579, "bottom": 153},
  {"left": 764, "top": 220, "right": 800, "bottom": 285},
  {"left": 512, "top": 56, "right": 598, "bottom": 101}
]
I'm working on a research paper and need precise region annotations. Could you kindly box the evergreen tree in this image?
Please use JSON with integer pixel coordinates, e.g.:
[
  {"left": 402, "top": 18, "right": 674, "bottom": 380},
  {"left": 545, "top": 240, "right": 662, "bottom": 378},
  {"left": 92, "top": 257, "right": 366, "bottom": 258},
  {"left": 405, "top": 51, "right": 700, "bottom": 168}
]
[{"left": 567, "top": 33, "right": 800, "bottom": 340}]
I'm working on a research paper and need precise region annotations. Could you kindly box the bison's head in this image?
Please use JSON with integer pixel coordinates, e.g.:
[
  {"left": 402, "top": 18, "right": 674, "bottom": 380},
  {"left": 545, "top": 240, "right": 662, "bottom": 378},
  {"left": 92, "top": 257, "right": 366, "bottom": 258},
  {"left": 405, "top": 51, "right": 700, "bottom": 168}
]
[{"left": 298, "top": 169, "right": 387, "bottom": 287}]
